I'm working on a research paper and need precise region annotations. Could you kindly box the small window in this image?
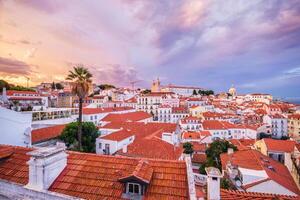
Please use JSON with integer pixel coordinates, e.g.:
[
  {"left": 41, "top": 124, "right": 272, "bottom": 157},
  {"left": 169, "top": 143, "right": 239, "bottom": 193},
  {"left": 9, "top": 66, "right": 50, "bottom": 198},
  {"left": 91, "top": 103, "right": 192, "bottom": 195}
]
[
  {"left": 99, "top": 143, "right": 102, "bottom": 149},
  {"left": 212, "top": 177, "right": 218, "bottom": 181},
  {"left": 127, "top": 183, "right": 141, "bottom": 195}
]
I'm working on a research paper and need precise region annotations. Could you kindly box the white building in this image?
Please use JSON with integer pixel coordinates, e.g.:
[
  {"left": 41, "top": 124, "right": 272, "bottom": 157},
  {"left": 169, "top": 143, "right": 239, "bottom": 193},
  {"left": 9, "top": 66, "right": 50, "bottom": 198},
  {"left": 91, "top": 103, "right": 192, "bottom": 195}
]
[
  {"left": 0, "top": 107, "right": 32, "bottom": 147},
  {"left": 162, "top": 84, "right": 203, "bottom": 97},
  {"left": 221, "top": 149, "right": 299, "bottom": 196},
  {"left": 263, "top": 114, "right": 288, "bottom": 139},
  {"left": 96, "top": 129, "right": 135, "bottom": 155}
]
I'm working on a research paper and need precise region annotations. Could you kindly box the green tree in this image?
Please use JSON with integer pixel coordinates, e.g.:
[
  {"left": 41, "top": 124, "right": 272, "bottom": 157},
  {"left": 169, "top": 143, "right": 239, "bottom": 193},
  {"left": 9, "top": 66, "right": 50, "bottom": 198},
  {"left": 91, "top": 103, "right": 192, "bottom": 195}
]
[
  {"left": 10, "top": 85, "right": 35, "bottom": 91},
  {"left": 98, "top": 84, "right": 115, "bottom": 90},
  {"left": 220, "top": 178, "right": 234, "bottom": 189},
  {"left": 0, "top": 80, "right": 10, "bottom": 92},
  {"left": 55, "top": 83, "right": 64, "bottom": 90},
  {"left": 199, "top": 140, "right": 237, "bottom": 174},
  {"left": 141, "top": 89, "right": 151, "bottom": 94},
  {"left": 66, "top": 65, "right": 93, "bottom": 150},
  {"left": 193, "top": 89, "right": 197, "bottom": 96},
  {"left": 59, "top": 122, "right": 98, "bottom": 153},
  {"left": 183, "top": 142, "right": 194, "bottom": 155}
]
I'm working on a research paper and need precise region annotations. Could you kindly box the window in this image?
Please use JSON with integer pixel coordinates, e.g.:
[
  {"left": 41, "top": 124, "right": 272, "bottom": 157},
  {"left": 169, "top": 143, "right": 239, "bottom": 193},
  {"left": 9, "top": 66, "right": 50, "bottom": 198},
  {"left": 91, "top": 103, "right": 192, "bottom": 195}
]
[
  {"left": 90, "top": 116, "right": 93, "bottom": 120},
  {"left": 99, "top": 143, "right": 102, "bottom": 149},
  {"left": 127, "top": 183, "right": 141, "bottom": 194}
]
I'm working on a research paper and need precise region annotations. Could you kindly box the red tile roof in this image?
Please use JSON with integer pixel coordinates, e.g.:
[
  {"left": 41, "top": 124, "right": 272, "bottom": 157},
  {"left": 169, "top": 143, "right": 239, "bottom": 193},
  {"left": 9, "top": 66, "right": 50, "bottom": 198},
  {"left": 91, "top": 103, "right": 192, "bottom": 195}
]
[
  {"left": 119, "top": 159, "right": 153, "bottom": 184},
  {"left": 263, "top": 138, "right": 296, "bottom": 153},
  {"left": 182, "top": 131, "right": 211, "bottom": 140},
  {"left": 0, "top": 146, "right": 31, "bottom": 185},
  {"left": 230, "top": 139, "right": 256, "bottom": 150},
  {"left": 101, "top": 111, "right": 152, "bottom": 122},
  {"left": 192, "top": 154, "right": 206, "bottom": 164},
  {"left": 221, "top": 189, "right": 298, "bottom": 200},
  {"left": 101, "top": 122, "right": 182, "bottom": 160},
  {"left": 100, "top": 129, "right": 134, "bottom": 142},
  {"left": 0, "top": 145, "right": 188, "bottom": 199},
  {"left": 221, "top": 149, "right": 300, "bottom": 195},
  {"left": 289, "top": 114, "right": 300, "bottom": 120},
  {"left": 31, "top": 125, "right": 66, "bottom": 144},
  {"left": 0, "top": 146, "right": 14, "bottom": 159},
  {"left": 83, "top": 107, "right": 134, "bottom": 115},
  {"left": 6, "top": 90, "right": 38, "bottom": 96}
]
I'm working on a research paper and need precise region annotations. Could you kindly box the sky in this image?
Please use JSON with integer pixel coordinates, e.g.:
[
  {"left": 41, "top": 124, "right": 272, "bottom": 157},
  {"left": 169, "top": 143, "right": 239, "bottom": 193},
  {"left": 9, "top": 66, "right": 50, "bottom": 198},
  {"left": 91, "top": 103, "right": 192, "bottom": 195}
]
[{"left": 0, "top": 0, "right": 300, "bottom": 98}]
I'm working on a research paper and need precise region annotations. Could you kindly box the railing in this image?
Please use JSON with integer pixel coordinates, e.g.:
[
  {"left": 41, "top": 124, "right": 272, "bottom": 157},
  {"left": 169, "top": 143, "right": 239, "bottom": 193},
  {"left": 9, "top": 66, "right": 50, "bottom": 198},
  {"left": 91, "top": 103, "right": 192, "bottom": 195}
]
[{"left": 194, "top": 173, "right": 207, "bottom": 186}]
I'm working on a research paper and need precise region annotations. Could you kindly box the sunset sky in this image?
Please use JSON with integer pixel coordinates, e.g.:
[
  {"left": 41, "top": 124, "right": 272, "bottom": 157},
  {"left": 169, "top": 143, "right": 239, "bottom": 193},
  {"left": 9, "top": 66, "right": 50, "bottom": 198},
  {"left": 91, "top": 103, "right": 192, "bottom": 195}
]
[{"left": 0, "top": 0, "right": 300, "bottom": 98}]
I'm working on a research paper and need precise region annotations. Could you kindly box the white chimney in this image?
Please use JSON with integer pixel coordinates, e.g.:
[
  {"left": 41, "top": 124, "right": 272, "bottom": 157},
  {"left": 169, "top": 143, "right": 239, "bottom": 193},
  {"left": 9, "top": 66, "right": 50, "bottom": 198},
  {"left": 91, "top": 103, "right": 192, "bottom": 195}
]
[
  {"left": 122, "top": 145, "right": 128, "bottom": 153},
  {"left": 26, "top": 143, "right": 68, "bottom": 191},
  {"left": 205, "top": 167, "right": 223, "bottom": 200},
  {"left": 227, "top": 148, "right": 233, "bottom": 155}
]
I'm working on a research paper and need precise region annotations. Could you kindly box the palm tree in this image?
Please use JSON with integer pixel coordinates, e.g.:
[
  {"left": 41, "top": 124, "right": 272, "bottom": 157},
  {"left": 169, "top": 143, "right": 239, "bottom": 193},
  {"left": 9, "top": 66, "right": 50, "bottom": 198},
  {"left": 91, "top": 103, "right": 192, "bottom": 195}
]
[{"left": 66, "top": 65, "right": 92, "bottom": 150}]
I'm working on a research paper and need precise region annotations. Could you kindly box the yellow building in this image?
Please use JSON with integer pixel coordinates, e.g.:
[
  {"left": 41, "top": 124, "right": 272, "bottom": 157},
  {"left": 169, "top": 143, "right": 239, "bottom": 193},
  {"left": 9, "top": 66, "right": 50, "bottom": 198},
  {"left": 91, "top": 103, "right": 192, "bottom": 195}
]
[{"left": 288, "top": 114, "right": 300, "bottom": 141}]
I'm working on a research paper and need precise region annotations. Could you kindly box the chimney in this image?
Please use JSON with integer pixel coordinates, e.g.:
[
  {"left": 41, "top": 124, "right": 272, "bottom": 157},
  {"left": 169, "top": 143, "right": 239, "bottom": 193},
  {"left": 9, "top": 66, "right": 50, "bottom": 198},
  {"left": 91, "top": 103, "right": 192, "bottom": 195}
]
[
  {"left": 122, "top": 145, "right": 128, "bottom": 153},
  {"left": 205, "top": 167, "right": 223, "bottom": 200},
  {"left": 227, "top": 148, "right": 233, "bottom": 155},
  {"left": 26, "top": 143, "right": 68, "bottom": 190}
]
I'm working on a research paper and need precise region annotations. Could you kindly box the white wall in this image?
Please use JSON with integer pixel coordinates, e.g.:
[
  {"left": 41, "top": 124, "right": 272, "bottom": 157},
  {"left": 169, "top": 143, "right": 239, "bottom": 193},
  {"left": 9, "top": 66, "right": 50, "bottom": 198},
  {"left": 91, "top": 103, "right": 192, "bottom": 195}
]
[
  {"left": 96, "top": 135, "right": 134, "bottom": 155},
  {"left": 0, "top": 107, "right": 32, "bottom": 147},
  {"left": 247, "top": 180, "right": 297, "bottom": 196}
]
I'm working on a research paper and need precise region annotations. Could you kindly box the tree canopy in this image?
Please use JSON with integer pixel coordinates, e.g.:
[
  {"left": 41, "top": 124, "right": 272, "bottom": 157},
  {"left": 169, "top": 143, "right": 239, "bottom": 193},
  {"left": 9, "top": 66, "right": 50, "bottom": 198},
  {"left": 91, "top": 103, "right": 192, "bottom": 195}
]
[
  {"left": 59, "top": 122, "right": 99, "bottom": 153},
  {"left": 0, "top": 80, "right": 10, "bottom": 92},
  {"left": 0, "top": 80, "right": 34, "bottom": 92},
  {"left": 98, "top": 84, "right": 115, "bottom": 90},
  {"left": 183, "top": 142, "right": 194, "bottom": 154},
  {"left": 199, "top": 140, "right": 237, "bottom": 174},
  {"left": 198, "top": 89, "right": 214, "bottom": 96}
]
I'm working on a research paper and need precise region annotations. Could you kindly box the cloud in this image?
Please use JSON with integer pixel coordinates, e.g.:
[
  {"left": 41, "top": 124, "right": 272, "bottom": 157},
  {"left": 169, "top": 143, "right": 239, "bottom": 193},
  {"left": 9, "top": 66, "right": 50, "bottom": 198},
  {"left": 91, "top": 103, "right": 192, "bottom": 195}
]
[
  {"left": 0, "top": 57, "right": 32, "bottom": 75},
  {"left": 90, "top": 64, "right": 142, "bottom": 87},
  {"left": 15, "top": 0, "right": 66, "bottom": 13}
]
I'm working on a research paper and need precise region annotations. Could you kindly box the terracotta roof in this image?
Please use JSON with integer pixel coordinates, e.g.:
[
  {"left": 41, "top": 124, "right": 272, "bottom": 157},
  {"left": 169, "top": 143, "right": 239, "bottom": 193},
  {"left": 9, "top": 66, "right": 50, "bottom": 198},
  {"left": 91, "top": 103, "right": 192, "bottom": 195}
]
[
  {"left": 0, "top": 146, "right": 31, "bottom": 185},
  {"left": 100, "top": 129, "right": 134, "bottom": 142},
  {"left": 117, "top": 137, "right": 183, "bottom": 160},
  {"left": 31, "top": 125, "right": 66, "bottom": 144},
  {"left": 101, "top": 111, "right": 151, "bottom": 122},
  {"left": 191, "top": 142, "right": 207, "bottom": 152},
  {"left": 101, "top": 122, "right": 182, "bottom": 160},
  {"left": 182, "top": 131, "right": 211, "bottom": 140},
  {"left": 119, "top": 159, "right": 153, "bottom": 184},
  {"left": 289, "top": 114, "right": 300, "bottom": 120},
  {"left": 6, "top": 90, "right": 38, "bottom": 95},
  {"left": 83, "top": 107, "right": 134, "bottom": 115},
  {"left": 221, "top": 149, "right": 300, "bottom": 195},
  {"left": 0, "top": 146, "right": 14, "bottom": 159},
  {"left": 192, "top": 154, "right": 207, "bottom": 164},
  {"left": 0, "top": 145, "right": 189, "bottom": 199},
  {"left": 221, "top": 189, "right": 298, "bottom": 200},
  {"left": 230, "top": 139, "right": 255, "bottom": 150},
  {"left": 263, "top": 138, "right": 296, "bottom": 153}
]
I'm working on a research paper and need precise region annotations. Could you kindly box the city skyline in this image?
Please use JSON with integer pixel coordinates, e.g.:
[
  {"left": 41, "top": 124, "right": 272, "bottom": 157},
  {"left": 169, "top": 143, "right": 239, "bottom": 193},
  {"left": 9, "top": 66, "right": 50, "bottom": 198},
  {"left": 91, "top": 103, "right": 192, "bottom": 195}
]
[{"left": 0, "top": 0, "right": 300, "bottom": 98}]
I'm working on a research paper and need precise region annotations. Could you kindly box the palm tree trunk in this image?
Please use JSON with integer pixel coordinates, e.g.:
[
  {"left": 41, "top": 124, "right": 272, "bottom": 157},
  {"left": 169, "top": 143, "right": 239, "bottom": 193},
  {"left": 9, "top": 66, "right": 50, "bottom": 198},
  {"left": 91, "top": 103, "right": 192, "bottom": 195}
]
[{"left": 78, "top": 97, "right": 83, "bottom": 150}]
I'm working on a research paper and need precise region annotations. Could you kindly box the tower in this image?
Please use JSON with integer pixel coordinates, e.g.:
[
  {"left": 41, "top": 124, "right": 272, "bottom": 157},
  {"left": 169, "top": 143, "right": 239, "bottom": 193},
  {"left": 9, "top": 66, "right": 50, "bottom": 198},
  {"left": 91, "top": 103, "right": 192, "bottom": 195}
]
[
  {"left": 228, "top": 84, "right": 237, "bottom": 97},
  {"left": 151, "top": 77, "right": 161, "bottom": 92}
]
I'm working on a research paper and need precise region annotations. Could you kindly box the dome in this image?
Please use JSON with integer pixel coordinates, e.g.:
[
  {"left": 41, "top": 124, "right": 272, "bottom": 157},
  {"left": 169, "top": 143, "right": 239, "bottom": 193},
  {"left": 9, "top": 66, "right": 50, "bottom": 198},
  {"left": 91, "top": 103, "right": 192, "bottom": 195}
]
[{"left": 228, "top": 85, "right": 237, "bottom": 96}]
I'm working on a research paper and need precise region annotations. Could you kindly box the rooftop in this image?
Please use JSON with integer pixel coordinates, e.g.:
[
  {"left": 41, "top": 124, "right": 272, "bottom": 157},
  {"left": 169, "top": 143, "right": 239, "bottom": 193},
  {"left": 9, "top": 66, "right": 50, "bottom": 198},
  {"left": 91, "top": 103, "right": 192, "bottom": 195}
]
[{"left": 0, "top": 145, "right": 189, "bottom": 199}]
